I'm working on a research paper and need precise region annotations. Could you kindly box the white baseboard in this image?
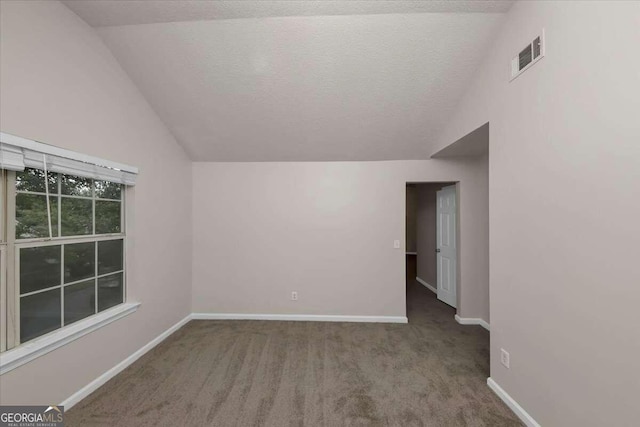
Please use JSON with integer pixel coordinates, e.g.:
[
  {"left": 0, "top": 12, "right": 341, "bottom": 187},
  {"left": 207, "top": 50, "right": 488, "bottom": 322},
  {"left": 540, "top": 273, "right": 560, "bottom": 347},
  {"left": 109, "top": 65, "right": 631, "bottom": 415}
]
[
  {"left": 60, "top": 314, "right": 192, "bottom": 410},
  {"left": 415, "top": 277, "right": 437, "bottom": 294},
  {"left": 191, "top": 313, "right": 408, "bottom": 323},
  {"left": 487, "top": 377, "right": 540, "bottom": 427},
  {"left": 454, "top": 314, "right": 490, "bottom": 331}
]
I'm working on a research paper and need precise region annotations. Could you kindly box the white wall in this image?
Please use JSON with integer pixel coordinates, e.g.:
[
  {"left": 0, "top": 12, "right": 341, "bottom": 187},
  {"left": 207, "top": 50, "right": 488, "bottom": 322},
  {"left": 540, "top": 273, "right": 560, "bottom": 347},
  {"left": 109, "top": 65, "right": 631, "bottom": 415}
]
[
  {"left": 192, "top": 158, "right": 489, "bottom": 321},
  {"left": 0, "top": 1, "right": 192, "bottom": 404},
  {"left": 435, "top": 1, "right": 640, "bottom": 425}
]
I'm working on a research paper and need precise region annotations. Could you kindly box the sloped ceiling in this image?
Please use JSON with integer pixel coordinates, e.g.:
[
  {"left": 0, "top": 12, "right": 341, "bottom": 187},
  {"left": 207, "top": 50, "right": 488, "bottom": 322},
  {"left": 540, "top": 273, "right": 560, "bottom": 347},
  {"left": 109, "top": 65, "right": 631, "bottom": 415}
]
[
  {"left": 431, "top": 123, "right": 489, "bottom": 158},
  {"left": 64, "top": 1, "right": 512, "bottom": 161},
  {"left": 62, "top": 1, "right": 514, "bottom": 26}
]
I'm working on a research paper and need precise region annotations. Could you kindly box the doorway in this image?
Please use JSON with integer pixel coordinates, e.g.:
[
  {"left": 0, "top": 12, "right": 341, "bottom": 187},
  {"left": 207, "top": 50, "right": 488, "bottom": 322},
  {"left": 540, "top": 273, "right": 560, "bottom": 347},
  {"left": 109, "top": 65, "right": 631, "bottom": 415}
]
[{"left": 406, "top": 182, "right": 458, "bottom": 318}]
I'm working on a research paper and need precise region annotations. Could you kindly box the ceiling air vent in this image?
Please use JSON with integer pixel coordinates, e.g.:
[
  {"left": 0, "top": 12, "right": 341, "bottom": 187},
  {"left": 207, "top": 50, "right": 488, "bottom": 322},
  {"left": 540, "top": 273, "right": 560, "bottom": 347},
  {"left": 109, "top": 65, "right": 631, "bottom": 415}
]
[{"left": 510, "top": 31, "right": 545, "bottom": 81}]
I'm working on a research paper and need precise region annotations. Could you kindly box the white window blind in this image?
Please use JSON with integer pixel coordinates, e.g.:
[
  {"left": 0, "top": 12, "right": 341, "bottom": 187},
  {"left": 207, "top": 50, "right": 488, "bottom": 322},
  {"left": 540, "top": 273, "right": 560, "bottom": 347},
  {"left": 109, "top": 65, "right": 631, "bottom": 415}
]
[
  {"left": 0, "top": 132, "right": 138, "bottom": 185},
  {"left": 0, "top": 144, "right": 24, "bottom": 172}
]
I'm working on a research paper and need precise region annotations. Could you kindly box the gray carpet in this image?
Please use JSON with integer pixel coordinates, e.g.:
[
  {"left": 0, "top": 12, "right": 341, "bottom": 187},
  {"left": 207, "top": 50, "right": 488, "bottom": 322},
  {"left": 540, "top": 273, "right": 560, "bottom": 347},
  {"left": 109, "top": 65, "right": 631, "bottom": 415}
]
[{"left": 66, "top": 279, "right": 522, "bottom": 426}]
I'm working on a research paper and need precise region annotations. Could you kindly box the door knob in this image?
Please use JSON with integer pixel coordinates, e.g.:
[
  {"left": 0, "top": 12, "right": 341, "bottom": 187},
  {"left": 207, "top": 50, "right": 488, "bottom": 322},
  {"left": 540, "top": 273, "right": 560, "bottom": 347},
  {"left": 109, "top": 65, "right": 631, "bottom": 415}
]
[{"left": 436, "top": 249, "right": 441, "bottom": 253}]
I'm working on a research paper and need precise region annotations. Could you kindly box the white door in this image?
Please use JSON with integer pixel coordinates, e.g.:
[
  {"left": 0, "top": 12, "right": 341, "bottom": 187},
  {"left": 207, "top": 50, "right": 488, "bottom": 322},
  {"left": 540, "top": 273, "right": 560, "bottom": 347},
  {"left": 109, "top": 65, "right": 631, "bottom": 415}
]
[{"left": 436, "top": 185, "right": 457, "bottom": 308}]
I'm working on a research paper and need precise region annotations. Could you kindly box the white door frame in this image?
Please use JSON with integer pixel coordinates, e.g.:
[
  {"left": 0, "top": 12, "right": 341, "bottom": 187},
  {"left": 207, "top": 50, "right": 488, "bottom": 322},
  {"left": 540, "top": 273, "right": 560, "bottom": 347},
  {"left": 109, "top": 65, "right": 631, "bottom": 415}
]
[{"left": 405, "top": 182, "right": 460, "bottom": 311}]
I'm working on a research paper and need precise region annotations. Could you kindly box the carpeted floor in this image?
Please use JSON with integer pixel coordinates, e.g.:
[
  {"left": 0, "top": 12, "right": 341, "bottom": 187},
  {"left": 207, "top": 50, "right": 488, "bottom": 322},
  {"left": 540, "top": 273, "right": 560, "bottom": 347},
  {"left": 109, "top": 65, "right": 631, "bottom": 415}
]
[{"left": 66, "top": 277, "right": 522, "bottom": 426}]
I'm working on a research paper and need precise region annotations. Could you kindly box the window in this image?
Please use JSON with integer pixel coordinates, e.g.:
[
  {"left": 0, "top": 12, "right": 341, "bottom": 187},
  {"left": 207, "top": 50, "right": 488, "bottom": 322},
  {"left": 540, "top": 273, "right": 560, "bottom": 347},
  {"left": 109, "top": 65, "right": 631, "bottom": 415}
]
[
  {"left": 3, "top": 169, "right": 125, "bottom": 348},
  {"left": 1, "top": 132, "right": 137, "bottom": 355}
]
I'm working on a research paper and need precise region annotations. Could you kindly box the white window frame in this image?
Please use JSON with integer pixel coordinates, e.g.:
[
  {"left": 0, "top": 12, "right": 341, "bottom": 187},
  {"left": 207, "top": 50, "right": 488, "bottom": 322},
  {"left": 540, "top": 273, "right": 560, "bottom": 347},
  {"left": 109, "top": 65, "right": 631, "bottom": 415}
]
[
  {"left": 0, "top": 133, "right": 140, "bottom": 374},
  {"left": 0, "top": 246, "right": 6, "bottom": 353},
  {"left": 13, "top": 236, "right": 127, "bottom": 346},
  {"left": 0, "top": 169, "right": 6, "bottom": 352},
  {"left": 6, "top": 169, "right": 128, "bottom": 348}
]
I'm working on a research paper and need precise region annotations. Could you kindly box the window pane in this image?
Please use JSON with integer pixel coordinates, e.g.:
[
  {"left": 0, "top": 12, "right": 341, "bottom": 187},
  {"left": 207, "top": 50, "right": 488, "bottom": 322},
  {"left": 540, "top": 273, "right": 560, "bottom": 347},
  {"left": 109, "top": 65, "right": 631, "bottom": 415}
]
[
  {"left": 98, "top": 272, "right": 123, "bottom": 312},
  {"left": 98, "top": 239, "right": 123, "bottom": 275},
  {"left": 95, "top": 201, "right": 121, "bottom": 234},
  {"left": 20, "top": 288, "right": 61, "bottom": 342},
  {"left": 20, "top": 246, "right": 61, "bottom": 294},
  {"left": 95, "top": 181, "right": 121, "bottom": 200},
  {"left": 64, "top": 279, "right": 95, "bottom": 325},
  {"left": 61, "top": 174, "right": 92, "bottom": 197},
  {"left": 61, "top": 198, "right": 93, "bottom": 236},
  {"left": 16, "top": 194, "right": 58, "bottom": 239},
  {"left": 16, "top": 168, "right": 58, "bottom": 193},
  {"left": 64, "top": 242, "right": 95, "bottom": 284}
]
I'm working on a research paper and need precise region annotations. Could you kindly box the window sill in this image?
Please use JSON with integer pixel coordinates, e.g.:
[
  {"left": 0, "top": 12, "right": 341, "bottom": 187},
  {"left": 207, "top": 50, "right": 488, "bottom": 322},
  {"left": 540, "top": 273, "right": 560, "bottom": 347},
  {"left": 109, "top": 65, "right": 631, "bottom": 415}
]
[{"left": 0, "top": 302, "right": 140, "bottom": 375}]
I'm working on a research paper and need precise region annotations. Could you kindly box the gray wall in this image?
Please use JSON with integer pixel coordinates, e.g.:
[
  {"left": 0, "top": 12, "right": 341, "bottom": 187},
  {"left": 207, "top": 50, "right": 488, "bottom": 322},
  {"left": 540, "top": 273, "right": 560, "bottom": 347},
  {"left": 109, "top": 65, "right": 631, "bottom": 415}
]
[
  {"left": 192, "top": 158, "right": 490, "bottom": 321},
  {"left": 434, "top": 1, "right": 640, "bottom": 425},
  {"left": 416, "top": 184, "right": 445, "bottom": 287},
  {"left": 405, "top": 185, "right": 417, "bottom": 253},
  {"left": 0, "top": 1, "right": 192, "bottom": 405}
]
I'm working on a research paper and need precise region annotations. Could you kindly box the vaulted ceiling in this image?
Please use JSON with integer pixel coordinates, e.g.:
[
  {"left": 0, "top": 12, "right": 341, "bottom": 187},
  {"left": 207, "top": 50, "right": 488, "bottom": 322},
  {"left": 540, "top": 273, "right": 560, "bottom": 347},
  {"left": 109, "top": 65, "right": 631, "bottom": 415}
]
[{"left": 63, "top": 1, "right": 513, "bottom": 161}]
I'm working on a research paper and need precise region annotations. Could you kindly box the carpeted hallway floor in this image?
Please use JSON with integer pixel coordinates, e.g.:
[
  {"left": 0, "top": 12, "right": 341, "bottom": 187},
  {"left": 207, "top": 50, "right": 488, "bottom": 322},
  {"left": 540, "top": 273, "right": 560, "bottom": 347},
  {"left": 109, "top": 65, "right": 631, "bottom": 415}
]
[{"left": 66, "top": 275, "right": 522, "bottom": 426}]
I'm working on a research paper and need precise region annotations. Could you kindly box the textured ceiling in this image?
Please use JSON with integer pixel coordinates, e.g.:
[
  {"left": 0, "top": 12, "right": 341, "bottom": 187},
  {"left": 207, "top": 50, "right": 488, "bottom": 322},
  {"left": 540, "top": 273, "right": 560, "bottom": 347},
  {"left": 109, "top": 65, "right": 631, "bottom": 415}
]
[
  {"left": 94, "top": 12, "right": 506, "bottom": 161},
  {"left": 63, "top": 1, "right": 514, "bottom": 27}
]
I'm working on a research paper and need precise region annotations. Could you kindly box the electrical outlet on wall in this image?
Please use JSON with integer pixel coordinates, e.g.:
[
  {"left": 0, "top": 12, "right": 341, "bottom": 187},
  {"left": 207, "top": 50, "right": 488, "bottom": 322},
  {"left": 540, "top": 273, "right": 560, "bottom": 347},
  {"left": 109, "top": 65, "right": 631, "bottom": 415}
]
[
  {"left": 500, "top": 348, "right": 510, "bottom": 369},
  {"left": 393, "top": 240, "right": 401, "bottom": 249},
  {"left": 291, "top": 291, "right": 298, "bottom": 301}
]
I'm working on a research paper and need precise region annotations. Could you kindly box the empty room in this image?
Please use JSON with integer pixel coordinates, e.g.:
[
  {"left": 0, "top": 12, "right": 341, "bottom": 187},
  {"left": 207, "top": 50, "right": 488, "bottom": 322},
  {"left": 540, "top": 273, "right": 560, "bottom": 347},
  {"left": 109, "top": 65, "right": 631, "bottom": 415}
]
[{"left": 0, "top": 1, "right": 638, "bottom": 426}]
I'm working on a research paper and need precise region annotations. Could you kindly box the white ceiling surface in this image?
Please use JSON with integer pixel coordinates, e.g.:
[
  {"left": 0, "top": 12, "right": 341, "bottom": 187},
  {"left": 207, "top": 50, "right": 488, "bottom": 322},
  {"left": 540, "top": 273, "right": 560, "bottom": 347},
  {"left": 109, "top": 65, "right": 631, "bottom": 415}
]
[
  {"left": 69, "top": 2, "right": 511, "bottom": 161},
  {"left": 63, "top": 1, "right": 514, "bottom": 27},
  {"left": 431, "top": 122, "right": 488, "bottom": 158}
]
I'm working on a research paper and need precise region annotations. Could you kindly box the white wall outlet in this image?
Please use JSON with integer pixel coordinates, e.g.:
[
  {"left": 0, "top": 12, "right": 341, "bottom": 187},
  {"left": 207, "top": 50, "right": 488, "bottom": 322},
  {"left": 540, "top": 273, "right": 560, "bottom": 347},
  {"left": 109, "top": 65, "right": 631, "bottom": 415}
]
[
  {"left": 500, "top": 348, "right": 510, "bottom": 369},
  {"left": 291, "top": 291, "right": 298, "bottom": 301},
  {"left": 393, "top": 240, "right": 401, "bottom": 249}
]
